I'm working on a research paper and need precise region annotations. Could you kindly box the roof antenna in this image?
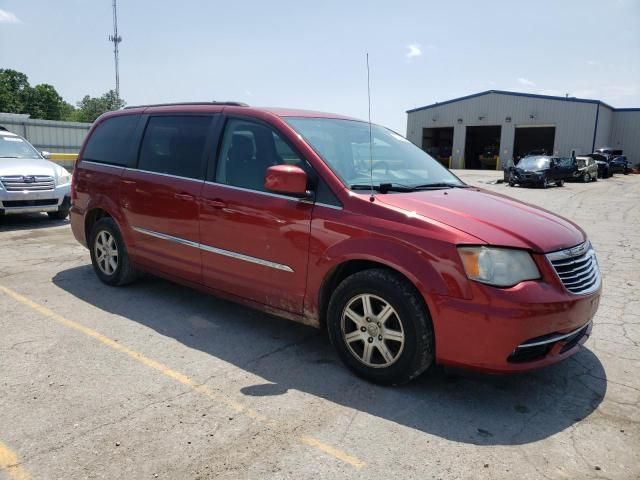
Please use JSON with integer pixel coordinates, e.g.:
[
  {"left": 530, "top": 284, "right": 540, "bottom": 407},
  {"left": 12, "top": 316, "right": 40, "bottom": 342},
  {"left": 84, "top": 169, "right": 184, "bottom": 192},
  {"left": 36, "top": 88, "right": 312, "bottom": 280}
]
[{"left": 366, "top": 53, "right": 375, "bottom": 202}]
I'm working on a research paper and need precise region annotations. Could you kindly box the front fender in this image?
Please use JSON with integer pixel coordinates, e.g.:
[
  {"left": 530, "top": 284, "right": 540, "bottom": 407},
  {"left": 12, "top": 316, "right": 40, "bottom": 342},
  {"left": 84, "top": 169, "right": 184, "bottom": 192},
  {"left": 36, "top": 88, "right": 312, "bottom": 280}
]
[{"left": 304, "top": 232, "right": 473, "bottom": 323}]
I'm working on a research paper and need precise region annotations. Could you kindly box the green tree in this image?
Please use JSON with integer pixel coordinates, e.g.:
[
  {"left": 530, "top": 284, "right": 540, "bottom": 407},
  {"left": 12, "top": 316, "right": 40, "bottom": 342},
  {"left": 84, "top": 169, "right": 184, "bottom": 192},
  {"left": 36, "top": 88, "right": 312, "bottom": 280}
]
[
  {"left": 0, "top": 69, "right": 31, "bottom": 113},
  {"left": 0, "top": 69, "right": 124, "bottom": 122},
  {"left": 60, "top": 101, "right": 79, "bottom": 122},
  {"left": 75, "top": 90, "right": 125, "bottom": 122},
  {"left": 25, "top": 84, "right": 64, "bottom": 120}
]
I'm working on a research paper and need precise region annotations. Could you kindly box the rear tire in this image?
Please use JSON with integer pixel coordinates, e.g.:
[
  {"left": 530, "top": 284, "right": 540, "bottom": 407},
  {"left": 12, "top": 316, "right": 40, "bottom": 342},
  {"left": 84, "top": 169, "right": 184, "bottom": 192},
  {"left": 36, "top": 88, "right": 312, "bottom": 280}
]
[
  {"left": 556, "top": 179, "right": 565, "bottom": 187},
  {"left": 582, "top": 172, "right": 590, "bottom": 183},
  {"left": 327, "top": 268, "right": 434, "bottom": 385},
  {"left": 89, "top": 217, "right": 138, "bottom": 286}
]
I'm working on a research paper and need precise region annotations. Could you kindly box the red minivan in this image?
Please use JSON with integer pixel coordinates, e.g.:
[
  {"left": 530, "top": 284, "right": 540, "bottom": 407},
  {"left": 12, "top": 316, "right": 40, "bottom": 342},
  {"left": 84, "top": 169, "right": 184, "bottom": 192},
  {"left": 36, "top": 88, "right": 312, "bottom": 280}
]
[{"left": 70, "top": 102, "right": 601, "bottom": 384}]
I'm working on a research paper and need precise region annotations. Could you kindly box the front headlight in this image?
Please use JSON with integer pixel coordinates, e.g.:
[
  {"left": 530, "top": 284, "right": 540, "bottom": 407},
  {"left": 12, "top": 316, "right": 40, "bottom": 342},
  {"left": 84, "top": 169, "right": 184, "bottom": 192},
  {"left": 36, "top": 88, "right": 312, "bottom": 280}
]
[
  {"left": 458, "top": 246, "right": 540, "bottom": 287},
  {"left": 57, "top": 168, "right": 71, "bottom": 186}
]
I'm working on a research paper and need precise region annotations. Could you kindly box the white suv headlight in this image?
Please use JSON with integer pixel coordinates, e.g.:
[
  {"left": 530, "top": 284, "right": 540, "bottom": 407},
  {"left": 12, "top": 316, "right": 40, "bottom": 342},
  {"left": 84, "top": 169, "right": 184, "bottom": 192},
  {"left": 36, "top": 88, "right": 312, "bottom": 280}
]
[
  {"left": 56, "top": 167, "right": 71, "bottom": 186},
  {"left": 458, "top": 246, "right": 540, "bottom": 287}
]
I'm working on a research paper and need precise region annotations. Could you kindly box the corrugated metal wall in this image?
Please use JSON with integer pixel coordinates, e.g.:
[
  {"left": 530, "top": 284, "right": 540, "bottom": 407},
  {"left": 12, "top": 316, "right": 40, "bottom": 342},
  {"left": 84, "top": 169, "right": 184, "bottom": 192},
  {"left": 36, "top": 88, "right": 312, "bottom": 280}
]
[
  {"left": 407, "top": 92, "right": 599, "bottom": 167},
  {"left": 0, "top": 113, "right": 91, "bottom": 153},
  {"left": 611, "top": 110, "right": 640, "bottom": 166},
  {"left": 594, "top": 105, "right": 614, "bottom": 151}
]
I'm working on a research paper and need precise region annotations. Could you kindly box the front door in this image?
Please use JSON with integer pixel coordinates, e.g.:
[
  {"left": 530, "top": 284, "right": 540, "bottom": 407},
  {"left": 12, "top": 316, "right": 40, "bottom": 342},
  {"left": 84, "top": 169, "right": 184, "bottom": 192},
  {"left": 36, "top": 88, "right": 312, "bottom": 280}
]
[
  {"left": 120, "top": 114, "right": 214, "bottom": 283},
  {"left": 199, "top": 117, "right": 313, "bottom": 313}
]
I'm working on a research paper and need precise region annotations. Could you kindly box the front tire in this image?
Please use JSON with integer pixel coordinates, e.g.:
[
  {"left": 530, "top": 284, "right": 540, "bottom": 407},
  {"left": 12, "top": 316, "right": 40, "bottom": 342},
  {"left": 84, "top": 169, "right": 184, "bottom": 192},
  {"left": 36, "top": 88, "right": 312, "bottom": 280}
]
[
  {"left": 327, "top": 269, "right": 434, "bottom": 385},
  {"left": 48, "top": 208, "right": 69, "bottom": 220},
  {"left": 582, "top": 172, "right": 590, "bottom": 183},
  {"left": 556, "top": 179, "right": 565, "bottom": 187},
  {"left": 89, "top": 217, "right": 138, "bottom": 286}
]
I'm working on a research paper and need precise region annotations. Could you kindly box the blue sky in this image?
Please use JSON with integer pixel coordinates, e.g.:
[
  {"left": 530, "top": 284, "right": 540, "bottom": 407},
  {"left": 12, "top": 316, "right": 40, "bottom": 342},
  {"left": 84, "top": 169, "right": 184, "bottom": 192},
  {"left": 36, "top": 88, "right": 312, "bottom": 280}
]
[{"left": 1, "top": 0, "right": 639, "bottom": 132}]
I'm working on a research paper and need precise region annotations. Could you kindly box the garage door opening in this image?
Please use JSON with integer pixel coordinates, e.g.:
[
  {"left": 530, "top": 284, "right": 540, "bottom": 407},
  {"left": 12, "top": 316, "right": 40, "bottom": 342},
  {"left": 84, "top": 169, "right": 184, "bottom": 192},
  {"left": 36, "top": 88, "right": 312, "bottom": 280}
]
[
  {"left": 464, "top": 126, "right": 501, "bottom": 169},
  {"left": 422, "top": 127, "right": 454, "bottom": 167},
  {"left": 513, "top": 126, "right": 556, "bottom": 163}
]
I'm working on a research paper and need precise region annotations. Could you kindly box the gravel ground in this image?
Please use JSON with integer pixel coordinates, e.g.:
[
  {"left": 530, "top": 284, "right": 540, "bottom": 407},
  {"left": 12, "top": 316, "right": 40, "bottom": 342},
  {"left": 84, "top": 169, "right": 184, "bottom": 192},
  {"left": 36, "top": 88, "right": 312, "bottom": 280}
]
[{"left": 0, "top": 171, "right": 638, "bottom": 480}]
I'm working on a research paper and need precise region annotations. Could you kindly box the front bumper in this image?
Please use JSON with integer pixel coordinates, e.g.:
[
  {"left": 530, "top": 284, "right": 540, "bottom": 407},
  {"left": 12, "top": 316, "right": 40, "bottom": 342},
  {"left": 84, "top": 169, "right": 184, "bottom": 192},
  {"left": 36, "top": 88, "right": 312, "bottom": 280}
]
[
  {"left": 429, "top": 260, "right": 601, "bottom": 373},
  {"left": 510, "top": 174, "right": 543, "bottom": 185},
  {"left": 0, "top": 184, "right": 71, "bottom": 215}
]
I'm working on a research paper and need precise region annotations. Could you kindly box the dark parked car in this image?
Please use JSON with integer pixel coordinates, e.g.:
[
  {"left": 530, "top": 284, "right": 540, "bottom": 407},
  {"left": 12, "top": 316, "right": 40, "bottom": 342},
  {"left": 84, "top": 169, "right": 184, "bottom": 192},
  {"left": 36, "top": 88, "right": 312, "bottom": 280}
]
[
  {"left": 610, "top": 155, "right": 630, "bottom": 175},
  {"left": 586, "top": 154, "right": 612, "bottom": 178},
  {"left": 573, "top": 156, "right": 598, "bottom": 182},
  {"left": 508, "top": 155, "right": 574, "bottom": 188}
]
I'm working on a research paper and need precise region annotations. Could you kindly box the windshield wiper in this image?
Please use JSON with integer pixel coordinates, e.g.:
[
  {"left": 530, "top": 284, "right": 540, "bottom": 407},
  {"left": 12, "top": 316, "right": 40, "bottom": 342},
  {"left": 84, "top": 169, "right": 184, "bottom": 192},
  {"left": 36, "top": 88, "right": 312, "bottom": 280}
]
[
  {"left": 351, "top": 183, "right": 415, "bottom": 193},
  {"left": 412, "top": 182, "right": 469, "bottom": 189},
  {"left": 351, "top": 182, "right": 469, "bottom": 193}
]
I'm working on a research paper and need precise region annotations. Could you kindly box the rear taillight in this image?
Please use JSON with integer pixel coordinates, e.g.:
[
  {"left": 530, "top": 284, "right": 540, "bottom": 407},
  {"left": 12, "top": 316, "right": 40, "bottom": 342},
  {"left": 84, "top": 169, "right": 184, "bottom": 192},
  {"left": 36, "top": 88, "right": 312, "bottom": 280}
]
[{"left": 70, "top": 166, "right": 78, "bottom": 203}]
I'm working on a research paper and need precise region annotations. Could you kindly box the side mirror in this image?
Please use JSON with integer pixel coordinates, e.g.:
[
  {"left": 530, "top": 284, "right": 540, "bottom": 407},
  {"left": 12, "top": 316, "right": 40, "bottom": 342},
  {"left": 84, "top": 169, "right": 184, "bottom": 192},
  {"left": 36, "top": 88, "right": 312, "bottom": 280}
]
[
  {"left": 264, "top": 165, "right": 309, "bottom": 198},
  {"left": 41, "top": 151, "right": 51, "bottom": 159}
]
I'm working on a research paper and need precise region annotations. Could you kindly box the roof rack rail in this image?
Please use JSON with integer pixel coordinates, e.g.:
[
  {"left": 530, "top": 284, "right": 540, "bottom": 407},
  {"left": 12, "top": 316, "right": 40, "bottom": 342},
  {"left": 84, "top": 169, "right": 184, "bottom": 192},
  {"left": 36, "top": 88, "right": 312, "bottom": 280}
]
[{"left": 124, "top": 101, "right": 249, "bottom": 110}]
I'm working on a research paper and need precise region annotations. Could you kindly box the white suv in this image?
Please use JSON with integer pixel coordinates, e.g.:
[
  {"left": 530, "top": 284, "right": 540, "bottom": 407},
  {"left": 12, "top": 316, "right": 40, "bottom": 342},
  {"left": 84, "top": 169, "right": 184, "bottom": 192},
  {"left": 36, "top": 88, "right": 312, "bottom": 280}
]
[{"left": 0, "top": 128, "right": 71, "bottom": 219}]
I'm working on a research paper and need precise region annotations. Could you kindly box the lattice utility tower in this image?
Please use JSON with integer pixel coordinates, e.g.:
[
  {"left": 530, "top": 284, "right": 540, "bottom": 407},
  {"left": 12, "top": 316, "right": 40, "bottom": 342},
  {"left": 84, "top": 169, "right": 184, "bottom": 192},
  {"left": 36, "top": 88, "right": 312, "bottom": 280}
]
[{"left": 108, "top": 0, "right": 122, "bottom": 102}]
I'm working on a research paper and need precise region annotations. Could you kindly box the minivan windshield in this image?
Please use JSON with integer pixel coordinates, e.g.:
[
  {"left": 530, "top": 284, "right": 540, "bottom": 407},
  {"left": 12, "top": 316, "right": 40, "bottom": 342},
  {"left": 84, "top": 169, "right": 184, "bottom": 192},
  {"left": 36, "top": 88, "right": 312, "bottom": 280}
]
[
  {"left": 517, "top": 155, "right": 550, "bottom": 170},
  {"left": 0, "top": 134, "right": 41, "bottom": 159},
  {"left": 284, "top": 117, "right": 464, "bottom": 190}
]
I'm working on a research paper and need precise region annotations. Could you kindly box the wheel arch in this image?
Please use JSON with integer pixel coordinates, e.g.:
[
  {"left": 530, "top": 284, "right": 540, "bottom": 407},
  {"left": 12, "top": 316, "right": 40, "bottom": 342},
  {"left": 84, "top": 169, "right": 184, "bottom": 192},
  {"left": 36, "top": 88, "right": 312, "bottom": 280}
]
[
  {"left": 84, "top": 207, "right": 114, "bottom": 244},
  {"left": 317, "top": 258, "right": 432, "bottom": 331}
]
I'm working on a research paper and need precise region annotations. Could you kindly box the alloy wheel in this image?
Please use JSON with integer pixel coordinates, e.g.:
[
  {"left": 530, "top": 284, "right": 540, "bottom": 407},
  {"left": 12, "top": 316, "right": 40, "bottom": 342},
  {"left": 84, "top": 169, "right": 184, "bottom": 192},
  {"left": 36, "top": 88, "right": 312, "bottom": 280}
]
[
  {"left": 94, "top": 230, "right": 119, "bottom": 275},
  {"left": 341, "top": 294, "right": 405, "bottom": 368}
]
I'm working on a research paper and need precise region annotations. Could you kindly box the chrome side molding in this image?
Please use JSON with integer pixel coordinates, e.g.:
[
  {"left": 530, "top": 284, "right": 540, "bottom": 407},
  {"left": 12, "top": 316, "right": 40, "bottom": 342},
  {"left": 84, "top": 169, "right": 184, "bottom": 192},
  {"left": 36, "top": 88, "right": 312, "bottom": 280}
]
[{"left": 132, "top": 226, "right": 294, "bottom": 273}]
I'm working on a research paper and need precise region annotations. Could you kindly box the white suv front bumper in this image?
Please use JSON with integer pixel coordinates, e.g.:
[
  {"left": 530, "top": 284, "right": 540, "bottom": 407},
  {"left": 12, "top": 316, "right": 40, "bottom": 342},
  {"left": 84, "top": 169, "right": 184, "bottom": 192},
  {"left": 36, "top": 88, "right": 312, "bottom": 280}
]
[{"left": 0, "top": 183, "right": 71, "bottom": 215}]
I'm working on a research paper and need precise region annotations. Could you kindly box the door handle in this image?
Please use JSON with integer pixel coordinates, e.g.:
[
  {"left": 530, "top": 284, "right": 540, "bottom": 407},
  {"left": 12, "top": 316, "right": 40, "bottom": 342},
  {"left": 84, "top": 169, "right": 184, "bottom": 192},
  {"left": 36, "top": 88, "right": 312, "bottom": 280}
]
[
  {"left": 175, "top": 192, "right": 194, "bottom": 201},
  {"left": 203, "top": 198, "right": 226, "bottom": 208}
]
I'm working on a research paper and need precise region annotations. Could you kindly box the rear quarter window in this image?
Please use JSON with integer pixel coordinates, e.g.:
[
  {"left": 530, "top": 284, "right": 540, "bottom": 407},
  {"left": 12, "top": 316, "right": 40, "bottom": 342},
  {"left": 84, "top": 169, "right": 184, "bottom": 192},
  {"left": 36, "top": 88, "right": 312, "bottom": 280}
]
[{"left": 82, "top": 114, "right": 140, "bottom": 166}]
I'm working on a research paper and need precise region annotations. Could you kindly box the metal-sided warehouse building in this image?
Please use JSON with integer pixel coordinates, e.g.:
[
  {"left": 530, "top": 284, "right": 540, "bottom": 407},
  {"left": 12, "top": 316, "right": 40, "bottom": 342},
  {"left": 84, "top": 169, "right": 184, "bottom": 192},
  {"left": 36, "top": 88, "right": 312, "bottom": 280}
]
[{"left": 406, "top": 90, "right": 640, "bottom": 169}]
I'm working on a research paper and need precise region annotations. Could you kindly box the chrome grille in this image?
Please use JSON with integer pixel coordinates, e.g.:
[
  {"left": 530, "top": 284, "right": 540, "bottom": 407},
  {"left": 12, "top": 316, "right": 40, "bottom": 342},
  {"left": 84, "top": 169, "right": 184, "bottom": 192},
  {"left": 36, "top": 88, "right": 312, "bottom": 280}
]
[
  {"left": 546, "top": 242, "right": 600, "bottom": 295},
  {"left": 0, "top": 175, "right": 55, "bottom": 191}
]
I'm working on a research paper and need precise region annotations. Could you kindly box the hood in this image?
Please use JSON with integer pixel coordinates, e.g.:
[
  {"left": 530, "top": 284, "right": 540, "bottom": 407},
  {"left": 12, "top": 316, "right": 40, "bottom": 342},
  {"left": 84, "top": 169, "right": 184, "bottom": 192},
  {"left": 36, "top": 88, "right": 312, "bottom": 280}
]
[
  {"left": 0, "top": 157, "right": 59, "bottom": 176},
  {"left": 514, "top": 167, "right": 545, "bottom": 174},
  {"left": 377, "top": 187, "right": 585, "bottom": 253}
]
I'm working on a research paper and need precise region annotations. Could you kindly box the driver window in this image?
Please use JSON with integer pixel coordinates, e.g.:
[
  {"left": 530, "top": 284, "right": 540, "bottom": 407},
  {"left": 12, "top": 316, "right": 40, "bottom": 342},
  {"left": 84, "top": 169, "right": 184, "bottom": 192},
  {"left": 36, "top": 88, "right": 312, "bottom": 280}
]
[{"left": 215, "top": 119, "right": 304, "bottom": 192}]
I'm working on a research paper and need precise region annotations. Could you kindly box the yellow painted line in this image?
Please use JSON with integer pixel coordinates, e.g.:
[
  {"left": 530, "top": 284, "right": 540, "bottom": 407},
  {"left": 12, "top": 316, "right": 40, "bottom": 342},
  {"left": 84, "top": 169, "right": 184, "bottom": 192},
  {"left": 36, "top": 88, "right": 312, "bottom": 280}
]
[
  {"left": 301, "top": 436, "right": 365, "bottom": 469},
  {"left": 0, "top": 285, "right": 364, "bottom": 470},
  {"left": 0, "top": 441, "right": 30, "bottom": 480}
]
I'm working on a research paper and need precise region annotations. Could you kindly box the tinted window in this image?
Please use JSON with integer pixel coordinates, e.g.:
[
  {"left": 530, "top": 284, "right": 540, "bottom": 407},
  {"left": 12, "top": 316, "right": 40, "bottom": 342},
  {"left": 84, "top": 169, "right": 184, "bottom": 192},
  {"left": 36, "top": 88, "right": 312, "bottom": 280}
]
[
  {"left": 138, "top": 116, "right": 211, "bottom": 179},
  {"left": 82, "top": 114, "right": 139, "bottom": 165},
  {"left": 216, "top": 119, "right": 305, "bottom": 192},
  {"left": 315, "top": 177, "right": 341, "bottom": 207}
]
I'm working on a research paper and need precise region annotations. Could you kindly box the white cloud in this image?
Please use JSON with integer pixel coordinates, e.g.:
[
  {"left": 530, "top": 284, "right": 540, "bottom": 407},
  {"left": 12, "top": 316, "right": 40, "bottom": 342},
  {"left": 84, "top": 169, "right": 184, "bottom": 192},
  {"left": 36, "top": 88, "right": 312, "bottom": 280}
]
[
  {"left": 406, "top": 44, "right": 422, "bottom": 60},
  {"left": 0, "top": 9, "right": 20, "bottom": 24},
  {"left": 586, "top": 60, "right": 598, "bottom": 66},
  {"left": 517, "top": 77, "right": 535, "bottom": 87}
]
